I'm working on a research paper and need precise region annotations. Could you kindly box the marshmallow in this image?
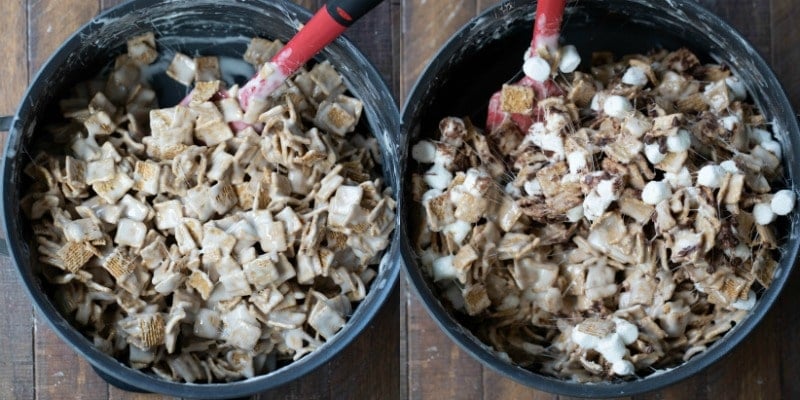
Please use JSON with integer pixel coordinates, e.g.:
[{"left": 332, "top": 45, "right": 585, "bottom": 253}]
[
  {"left": 749, "top": 128, "right": 773, "bottom": 144},
  {"left": 771, "top": 189, "right": 796, "bottom": 216},
  {"left": 558, "top": 45, "right": 581, "bottom": 73},
  {"left": 725, "top": 76, "right": 747, "bottom": 100},
  {"left": 719, "top": 115, "right": 740, "bottom": 131},
  {"left": 504, "top": 181, "right": 522, "bottom": 198},
  {"left": 590, "top": 92, "right": 608, "bottom": 112},
  {"left": 761, "top": 139, "right": 782, "bottom": 159},
  {"left": 443, "top": 220, "right": 472, "bottom": 245},
  {"left": 583, "top": 179, "right": 619, "bottom": 220},
  {"left": 424, "top": 163, "right": 453, "bottom": 190},
  {"left": 753, "top": 202, "right": 776, "bottom": 225},
  {"left": 642, "top": 180, "right": 672, "bottom": 205},
  {"left": 623, "top": 115, "right": 651, "bottom": 137},
  {"left": 523, "top": 56, "right": 551, "bottom": 82},
  {"left": 603, "top": 95, "right": 633, "bottom": 119},
  {"left": 720, "top": 160, "right": 740, "bottom": 173},
  {"left": 567, "top": 151, "right": 588, "bottom": 174},
  {"left": 666, "top": 129, "right": 691, "bottom": 152},
  {"left": 524, "top": 179, "right": 543, "bottom": 196},
  {"left": 697, "top": 164, "right": 726, "bottom": 188},
  {"left": 571, "top": 318, "right": 639, "bottom": 376},
  {"left": 621, "top": 66, "right": 648, "bottom": 86},
  {"left": 644, "top": 143, "right": 666, "bottom": 164},
  {"left": 411, "top": 140, "right": 436, "bottom": 163},
  {"left": 732, "top": 290, "right": 756, "bottom": 311},
  {"left": 566, "top": 205, "right": 584, "bottom": 222},
  {"left": 432, "top": 255, "right": 456, "bottom": 281},
  {"left": 665, "top": 167, "right": 692, "bottom": 189}
]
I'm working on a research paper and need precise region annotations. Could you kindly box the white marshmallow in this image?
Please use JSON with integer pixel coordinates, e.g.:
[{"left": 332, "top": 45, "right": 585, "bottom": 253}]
[
  {"left": 590, "top": 92, "right": 607, "bottom": 112},
  {"left": 567, "top": 151, "right": 588, "bottom": 174},
  {"left": 665, "top": 167, "right": 692, "bottom": 189},
  {"left": 443, "top": 220, "right": 472, "bottom": 245},
  {"left": 504, "top": 181, "right": 522, "bottom": 198},
  {"left": 545, "top": 112, "right": 569, "bottom": 132},
  {"left": 432, "top": 255, "right": 456, "bottom": 281},
  {"left": 761, "top": 139, "right": 782, "bottom": 159},
  {"left": 642, "top": 180, "right": 672, "bottom": 205},
  {"left": 771, "top": 189, "right": 796, "bottom": 216},
  {"left": 583, "top": 179, "right": 619, "bottom": 221},
  {"left": 524, "top": 179, "right": 543, "bottom": 196},
  {"left": 666, "top": 129, "right": 691, "bottom": 153},
  {"left": 423, "top": 163, "right": 453, "bottom": 190},
  {"left": 422, "top": 188, "right": 443, "bottom": 204},
  {"left": 644, "top": 143, "right": 666, "bottom": 164},
  {"left": 732, "top": 290, "right": 756, "bottom": 311},
  {"left": 566, "top": 205, "right": 584, "bottom": 222},
  {"left": 749, "top": 128, "right": 773, "bottom": 144},
  {"left": 697, "top": 164, "right": 726, "bottom": 188},
  {"left": 411, "top": 140, "right": 436, "bottom": 163},
  {"left": 523, "top": 56, "right": 551, "bottom": 82},
  {"left": 621, "top": 66, "right": 648, "bottom": 86},
  {"left": 725, "top": 76, "right": 747, "bottom": 100},
  {"left": 558, "top": 45, "right": 581, "bottom": 73},
  {"left": 753, "top": 202, "right": 776, "bottom": 225},
  {"left": 529, "top": 129, "right": 565, "bottom": 160},
  {"left": 623, "top": 115, "right": 651, "bottom": 137},
  {"left": 571, "top": 318, "right": 638, "bottom": 376},
  {"left": 720, "top": 160, "right": 740, "bottom": 173},
  {"left": 603, "top": 95, "right": 633, "bottom": 119},
  {"left": 719, "top": 115, "right": 740, "bottom": 131}
]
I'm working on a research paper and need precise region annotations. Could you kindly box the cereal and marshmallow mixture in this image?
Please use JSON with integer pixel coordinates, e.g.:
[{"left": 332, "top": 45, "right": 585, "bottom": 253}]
[
  {"left": 412, "top": 46, "right": 794, "bottom": 381},
  {"left": 23, "top": 33, "right": 395, "bottom": 382}
]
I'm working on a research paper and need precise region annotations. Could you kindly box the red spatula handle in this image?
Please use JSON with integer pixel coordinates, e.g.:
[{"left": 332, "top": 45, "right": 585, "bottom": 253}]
[{"left": 532, "top": 0, "right": 566, "bottom": 51}]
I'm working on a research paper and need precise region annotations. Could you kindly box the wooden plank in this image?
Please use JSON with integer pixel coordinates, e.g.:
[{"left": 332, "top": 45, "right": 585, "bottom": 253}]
[
  {"left": 481, "top": 374, "right": 556, "bottom": 400},
  {"left": 34, "top": 311, "right": 109, "bottom": 400},
  {"left": 400, "top": 0, "right": 479, "bottom": 101},
  {"left": 777, "top": 266, "right": 800, "bottom": 399},
  {"left": 697, "top": 0, "right": 772, "bottom": 61},
  {"left": 27, "top": 0, "right": 99, "bottom": 74},
  {"left": 0, "top": 0, "right": 34, "bottom": 397},
  {"left": 770, "top": 0, "right": 800, "bottom": 108},
  {"left": 406, "top": 295, "right": 483, "bottom": 400}
]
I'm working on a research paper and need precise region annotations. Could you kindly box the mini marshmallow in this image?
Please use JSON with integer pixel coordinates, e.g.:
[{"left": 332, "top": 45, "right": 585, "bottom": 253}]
[
  {"left": 644, "top": 143, "right": 666, "bottom": 164},
  {"left": 590, "top": 92, "right": 608, "bottom": 112},
  {"left": 761, "top": 139, "right": 782, "bottom": 158},
  {"left": 423, "top": 163, "right": 453, "bottom": 190},
  {"left": 504, "top": 181, "right": 522, "bottom": 198},
  {"left": 771, "top": 189, "right": 796, "bottom": 216},
  {"left": 697, "top": 164, "right": 726, "bottom": 188},
  {"left": 749, "top": 128, "right": 773, "bottom": 144},
  {"left": 603, "top": 95, "right": 633, "bottom": 119},
  {"left": 753, "top": 202, "right": 776, "bottom": 225},
  {"left": 725, "top": 76, "right": 747, "bottom": 100},
  {"left": 558, "top": 45, "right": 581, "bottom": 73},
  {"left": 432, "top": 255, "right": 457, "bottom": 281},
  {"left": 719, "top": 115, "right": 740, "bottom": 131},
  {"left": 666, "top": 129, "right": 691, "bottom": 153},
  {"left": 623, "top": 115, "right": 651, "bottom": 137},
  {"left": 443, "top": 220, "right": 472, "bottom": 245},
  {"left": 523, "top": 56, "right": 551, "bottom": 82},
  {"left": 571, "top": 318, "right": 638, "bottom": 376},
  {"left": 642, "top": 180, "right": 672, "bottom": 205},
  {"left": 411, "top": 140, "right": 436, "bottom": 164},
  {"left": 524, "top": 179, "right": 543, "bottom": 196},
  {"left": 665, "top": 167, "right": 692, "bottom": 189},
  {"left": 732, "top": 290, "right": 756, "bottom": 311},
  {"left": 567, "top": 151, "right": 588, "bottom": 174},
  {"left": 583, "top": 179, "right": 619, "bottom": 221},
  {"left": 720, "top": 160, "right": 740, "bottom": 173},
  {"left": 621, "top": 66, "right": 648, "bottom": 86},
  {"left": 545, "top": 112, "right": 569, "bottom": 132},
  {"left": 566, "top": 205, "right": 584, "bottom": 222}
]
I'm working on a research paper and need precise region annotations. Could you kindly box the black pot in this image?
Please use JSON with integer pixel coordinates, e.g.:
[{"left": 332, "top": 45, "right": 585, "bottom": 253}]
[
  {"left": 401, "top": 0, "right": 799, "bottom": 397},
  {"left": 0, "top": 0, "right": 400, "bottom": 398}
]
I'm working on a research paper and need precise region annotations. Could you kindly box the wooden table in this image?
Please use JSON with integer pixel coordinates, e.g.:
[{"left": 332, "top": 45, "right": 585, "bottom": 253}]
[
  {"left": 401, "top": 1, "right": 800, "bottom": 400},
  {"left": 0, "top": 1, "right": 399, "bottom": 399},
  {"left": 2, "top": 0, "right": 799, "bottom": 399}
]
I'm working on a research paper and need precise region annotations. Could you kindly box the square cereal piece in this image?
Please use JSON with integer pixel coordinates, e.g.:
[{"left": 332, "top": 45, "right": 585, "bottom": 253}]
[{"left": 501, "top": 84, "right": 534, "bottom": 114}]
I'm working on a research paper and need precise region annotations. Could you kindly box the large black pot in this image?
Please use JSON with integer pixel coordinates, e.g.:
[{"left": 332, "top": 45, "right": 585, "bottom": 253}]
[
  {"left": 401, "top": 0, "right": 799, "bottom": 397},
  {"left": 0, "top": 0, "right": 400, "bottom": 398}
]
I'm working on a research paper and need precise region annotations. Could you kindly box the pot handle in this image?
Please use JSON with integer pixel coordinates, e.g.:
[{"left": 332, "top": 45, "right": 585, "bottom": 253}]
[{"left": 0, "top": 115, "right": 10, "bottom": 256}]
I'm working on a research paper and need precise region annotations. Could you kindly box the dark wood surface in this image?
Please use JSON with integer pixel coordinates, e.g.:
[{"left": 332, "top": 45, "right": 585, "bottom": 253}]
[
  {"left": 400, "top": 1, "right": 800, "bottom": 399},
  {"left": 2, "top": 0, "right": 800, "bottom": 399},
  {"left": 0, "top": 0, "right": 399, "bottom": 399}
]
